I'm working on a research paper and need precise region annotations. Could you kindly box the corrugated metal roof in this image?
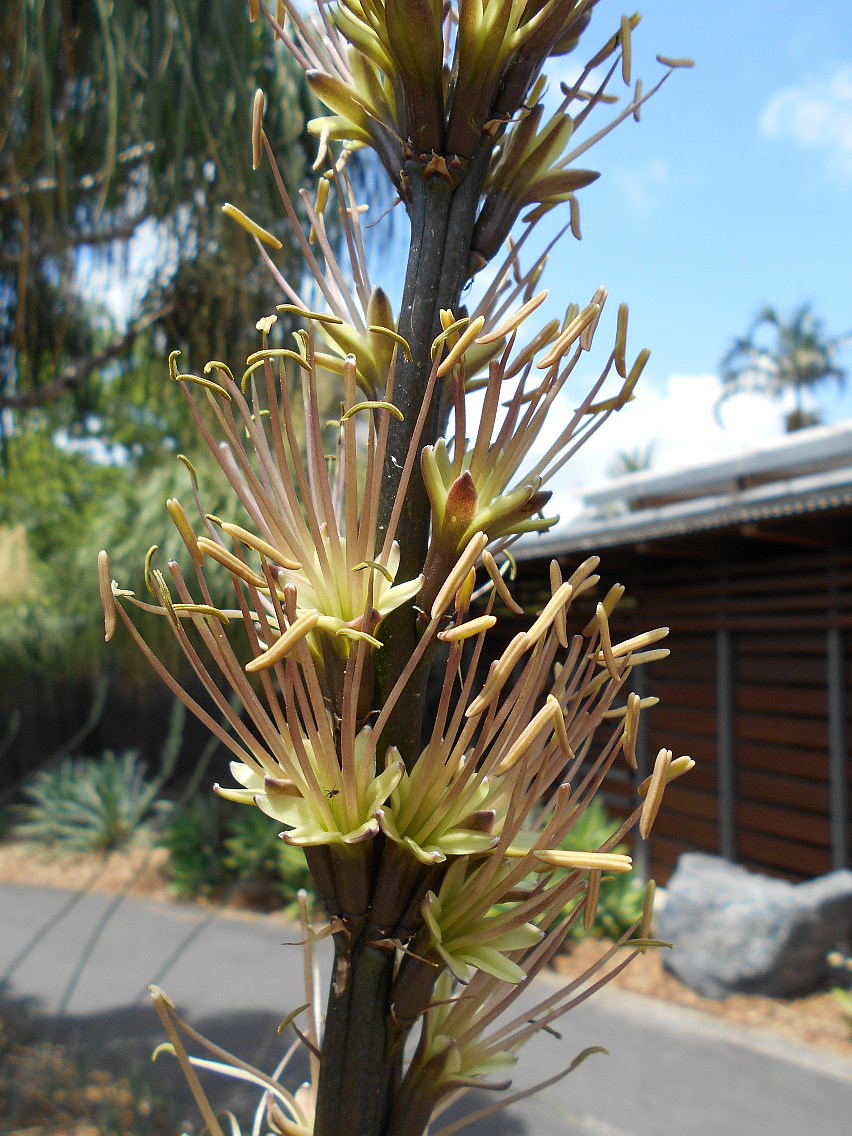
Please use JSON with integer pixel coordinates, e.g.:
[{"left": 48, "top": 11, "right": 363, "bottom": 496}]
[
  {"left": 581, "top": 421, "right": 852, "bottom": 507},
  {"left": 516, "top": 461, "right": 852, "bottom": 559}
]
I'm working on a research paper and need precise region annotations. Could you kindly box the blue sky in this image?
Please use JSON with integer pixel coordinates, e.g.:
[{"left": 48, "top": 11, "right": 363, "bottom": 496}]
[
  {"left": 557, "top": 0, "right": 852, "bottom": 384},
  {"left": 504, "top": 0, "right": 852, "bottom": 510}
]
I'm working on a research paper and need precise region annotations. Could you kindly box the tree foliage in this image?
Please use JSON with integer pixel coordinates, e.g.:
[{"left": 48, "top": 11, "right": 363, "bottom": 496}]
[
  {"left": 0, "top": 0, "right": 333, "bottom": 695},
  {"left": 718, "top": 304, "right": 850, "bottom": 432},
  {"left": 1, "top": 0, "right": 319, "bottom": 429}
]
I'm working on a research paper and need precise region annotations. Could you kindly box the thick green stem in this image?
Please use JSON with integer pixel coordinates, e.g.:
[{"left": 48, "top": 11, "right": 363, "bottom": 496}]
[
  {"left": 314, "top": 932, "right": 398, "bottom": 1136},
  {"left": 315, "top": 142, "right": 499, "bottom": 1136},
  {"left": 312, "top": 932, "right": 353, "bottom": 1134},
  {"left": 375, "top": 144, "right": 495, "bottom": 764}
]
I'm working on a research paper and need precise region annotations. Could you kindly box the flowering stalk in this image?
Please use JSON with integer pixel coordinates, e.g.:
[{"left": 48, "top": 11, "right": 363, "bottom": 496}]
[{"left": 99, "top": 4, "right": 693, "bottom": 1134}]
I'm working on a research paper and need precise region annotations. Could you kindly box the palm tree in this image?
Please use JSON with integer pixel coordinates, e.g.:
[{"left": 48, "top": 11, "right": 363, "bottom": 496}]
[
  {"left": 717, "top": 304, "right": 850, "bottom": 431},
  {"left": 608, "top": 442, "right": 656, "bottom": 476}
]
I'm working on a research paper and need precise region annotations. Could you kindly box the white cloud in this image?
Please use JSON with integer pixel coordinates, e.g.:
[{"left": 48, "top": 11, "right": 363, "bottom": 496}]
[
  {"left": 760, "top": 67, "right": 852, "bottom": 180},
  {"left": 611, "top": 157, "right": 670, "bottom": 215},
  {"left": 536, "top": 372, "right": 796, "bottom": 521}
]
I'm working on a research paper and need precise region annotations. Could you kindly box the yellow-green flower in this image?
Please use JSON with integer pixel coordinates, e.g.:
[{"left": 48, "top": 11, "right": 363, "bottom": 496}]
[
  {"left": 216, "top": 726, "right": 403, "bottom": 848},
  {"left": 421, "top": 858, "right": 544, "bottom": 983},
  {"left": 279, "top": 535, "right": 423, "bottom": 659},
  {"left": 377, "top": 751, "right": 496, "bottom": 864}
]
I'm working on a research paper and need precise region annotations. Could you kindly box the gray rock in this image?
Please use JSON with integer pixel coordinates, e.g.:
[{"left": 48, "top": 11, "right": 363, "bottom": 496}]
[{"left": 656, "top": 853, "right": 852, "bottom": 998}]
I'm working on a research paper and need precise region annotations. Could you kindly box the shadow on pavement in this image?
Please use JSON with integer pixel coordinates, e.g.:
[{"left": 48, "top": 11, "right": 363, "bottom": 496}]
[{"left": 1, "top": 983, "right": 526, "bottom": 1135}]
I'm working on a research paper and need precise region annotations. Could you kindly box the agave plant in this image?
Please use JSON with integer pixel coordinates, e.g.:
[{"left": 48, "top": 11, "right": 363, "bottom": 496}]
[
  {"left": 98, "top": 3, "right": 693, "bottom": 1134},
  {"left": 14, "top": 750, "right": 168, "bottom": 854}
]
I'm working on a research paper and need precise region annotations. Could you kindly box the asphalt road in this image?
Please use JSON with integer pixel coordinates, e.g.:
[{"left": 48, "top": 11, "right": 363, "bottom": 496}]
[{"left": 1, "top": 883, "right": 850, "bottom": 1136}]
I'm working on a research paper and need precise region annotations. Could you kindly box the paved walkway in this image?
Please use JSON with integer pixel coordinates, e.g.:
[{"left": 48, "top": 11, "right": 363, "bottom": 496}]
[{"left": 1, "top": 883, "right": 850, "bottom": 1135}]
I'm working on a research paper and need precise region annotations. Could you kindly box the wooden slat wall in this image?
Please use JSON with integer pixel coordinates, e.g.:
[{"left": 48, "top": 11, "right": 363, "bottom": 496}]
[{"left": 601, "top": 548, "right": 852, "bottom": 883}]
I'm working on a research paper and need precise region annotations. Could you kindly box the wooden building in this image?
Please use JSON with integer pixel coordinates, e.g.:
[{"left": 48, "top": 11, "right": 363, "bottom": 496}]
[{"left": 513, "top": 423, "right": 852, "bottom": 883}]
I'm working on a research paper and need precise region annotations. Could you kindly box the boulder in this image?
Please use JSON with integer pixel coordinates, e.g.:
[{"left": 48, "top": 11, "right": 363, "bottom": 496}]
[{"left": 656, "top": 853, "right": 852, "bottom": 998}]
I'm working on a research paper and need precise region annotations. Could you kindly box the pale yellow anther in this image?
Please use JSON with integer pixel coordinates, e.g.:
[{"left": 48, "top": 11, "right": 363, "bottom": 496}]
[
  {"left": 430, "top": 532, "right": 488, "bottom": 620},
  {"left": 495, "top": 697, "right": 563, "bottom": 775},
  {"left": 455, "top": 566, "right": 477, "bottom": 615},
  {"left": 221, "top": 203, "right": 282, "bottom": 249},
  {"left": 151, "top": 568, "right": 176, "bottom": 624},
  {"left": 245, "top": 611, "right": 319, "bottom": 672},
  {"left": 144, "top": 545, "right": 159, "bottom": 598},
  {"left": 569, "top": 196, "right": 581, "bottom": 240},
  {"left": 256, "top": 314, "right": 277, "bottom": 335},
  {"left": 640, "top": 879, "right": 656, "bottom": 940},
  {"left": 196, "top": 537, "right": 269, "bottom": 588},
  {"left": 275, "top": 304, "right": 344, "bottom": 326},
  {"left": 656, "top": 55, "right": 695, "bottom": 68},
  {"left": 177, "top": 453, "right": 198, "bottom": 488},
  {"left": 622, "top": 691, "right": 641, "bottom": 770},
  {"left": 601, "top": 694, "right": 659, "bottom": 720},
  {"left": 639, "top": 748, "right": 673, "bottom": 839},
  {"left": 536, "top": 303, "right": 600, "bottom": 369},
  {"left": 340, "top": 401, "right": 404, "bottom": 423},
  {"left": 548, "top": 560, "right": 568, "bottom": 647},
  {"left": 220, "top": 523, "right": 301, "bottom": 571},
  {"left": 166, "top": 499, "right": 202, "bottom": 566},
  {"left": 336, "top": 627, "right": 383, "bottom": 649},
  {"left": 615, "top": 348, "right": 651, "bottom": 409},
  {"left": 477, "top": 291, "right": 549, "bottom": 345},
  {"left": 548, "top": 694, "right": 573, "bottom": 757},
  {"left": 632, "top": 78, "right": 643, "bottom": 123},
  {"left": 171, "top": 603, "right": 230, "bottom": 624},
  {"left": 568, "top": 555, "right": 601, "bottom": 591},
  {"left": 438, "top": 614, "right": 497, "bottom": 643},
  {"left": 482, "top": 550, "right": 523, "bottom": 615},
  {"left": 581, "top": 288, "right": 607, "bottom": 350},
  {"left": 627, "top": 648, "right": 671, "bottom": 666},
  {"left": 430, "top": 316, "right": 468, "bottom": 360},
  {"left": 97, "top": 550, "right": 116, "bottom": 642},
  {"left": 534, "top": 850, "right": 633, "bottom": 873},
  {"left": 495, "top": 631, "right": 533, "bottom": 679},
  {"left": 436, "top": 316, "right": 487, "bottom": 377},
  {"left": 615, "top": 303, "right": 629, "bottom": 378},
  {"left": 527, "top": 582, "right": 573, "bottom": 644},
  {"left": 367, "top": 325, "right": 413, "bottom": 361},
  {"left": 353, "top": 560, "right": 394, "bottom": 584},
  {"left": 465, "top": 632, "right": 532, "bottom": 718},
  {"left": 637, "top": 754, "right": 695, "bottom": 800},
  {"left": 583, "top": 583, "right": 623, "bottom": 635},
  {"left": 251, "top": 88, "right": 265, "bottom": 170},
  {"left": 595, "top": 602, "right": 620, "bottom": 679},
  {"left": 602, "top": 627, "right": 669, "bottom": 660},
  {"left": 620, "top": 15, "right": 632, "bottom": 85}
]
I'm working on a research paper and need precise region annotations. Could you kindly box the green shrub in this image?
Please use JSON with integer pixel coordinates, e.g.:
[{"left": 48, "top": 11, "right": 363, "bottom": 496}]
[
  {"left": 157, "top": 794, "right": 228, "bottom": 899},
  {"left": 160, "top": 795, "right": 315, "bottom": 913},
  {"left": 13, "top": 750, "right": 169, "bottom": 853},
  {"left": 559, "top": 798, "right": 645, "bottom": 942}
]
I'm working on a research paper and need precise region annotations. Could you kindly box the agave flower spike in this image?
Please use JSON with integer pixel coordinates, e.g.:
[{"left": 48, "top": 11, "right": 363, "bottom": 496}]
[{"left": 97, "top": 4, "right": 698, "bottom": 1132}]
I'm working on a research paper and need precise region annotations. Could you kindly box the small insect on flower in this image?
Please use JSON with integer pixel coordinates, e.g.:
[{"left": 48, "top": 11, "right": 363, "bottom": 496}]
[{"left": 324, "top": 787, "right": 340, "bottom": 800}]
